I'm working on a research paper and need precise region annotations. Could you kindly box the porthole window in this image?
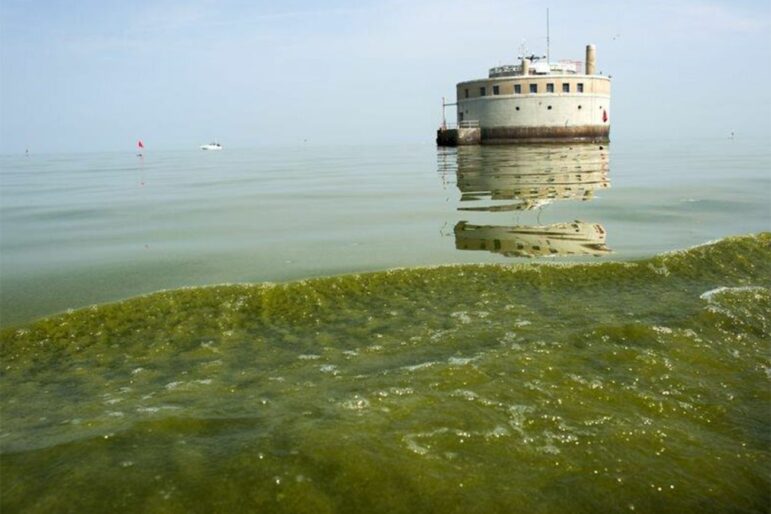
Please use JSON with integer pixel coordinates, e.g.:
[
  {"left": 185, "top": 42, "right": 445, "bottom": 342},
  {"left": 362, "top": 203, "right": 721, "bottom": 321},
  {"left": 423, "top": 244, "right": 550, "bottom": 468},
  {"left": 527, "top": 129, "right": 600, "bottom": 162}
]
[
  {"left": 516, "top": 106, "right": 520, "bottom": 111},
  {"left": 547, "top": 105, "right": 552, "bottom": 110},
  {"left": 578, "top": 105, "right": 582, "bottom": 110}
]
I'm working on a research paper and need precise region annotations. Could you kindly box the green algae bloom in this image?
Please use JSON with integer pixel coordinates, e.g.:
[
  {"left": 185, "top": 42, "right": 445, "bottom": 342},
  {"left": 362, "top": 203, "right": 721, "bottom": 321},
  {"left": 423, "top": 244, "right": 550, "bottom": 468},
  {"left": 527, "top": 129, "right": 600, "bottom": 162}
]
[{"left": 1, "top": 234, "right": 769, "bottom": 513}]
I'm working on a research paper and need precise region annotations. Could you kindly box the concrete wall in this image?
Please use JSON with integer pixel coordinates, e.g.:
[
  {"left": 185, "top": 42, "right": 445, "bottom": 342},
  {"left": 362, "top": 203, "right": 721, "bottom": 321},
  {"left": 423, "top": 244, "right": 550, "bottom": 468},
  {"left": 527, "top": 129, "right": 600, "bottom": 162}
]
[
  {"left": 459, "top": 94, "right": 609, "bottom": 128},
  {"left": 457, "top": 75, "right": 611, "bottom": 142},
  {"left": 454, "top": 75, "right": 610, "bottom": 142},
  {"left": 457, "top": 75, "right": 610, "bottom": 99},
  {"left": 458, "top": 127, "right": 481, "bottom": 145},
  {"left": 481, "top": 125, "right": 609, "bottom": 144}
]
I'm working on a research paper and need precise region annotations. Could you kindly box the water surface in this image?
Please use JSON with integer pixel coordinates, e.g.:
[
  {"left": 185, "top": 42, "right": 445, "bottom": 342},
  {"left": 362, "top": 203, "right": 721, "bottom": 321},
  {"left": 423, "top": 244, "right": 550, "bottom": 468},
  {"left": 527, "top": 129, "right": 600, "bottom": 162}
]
[
  {"left": 0, "top": 139, "right": 769, "bottom": 513},
  {"left": 1, "top": 138, "right": 768, "bottom": 325}
]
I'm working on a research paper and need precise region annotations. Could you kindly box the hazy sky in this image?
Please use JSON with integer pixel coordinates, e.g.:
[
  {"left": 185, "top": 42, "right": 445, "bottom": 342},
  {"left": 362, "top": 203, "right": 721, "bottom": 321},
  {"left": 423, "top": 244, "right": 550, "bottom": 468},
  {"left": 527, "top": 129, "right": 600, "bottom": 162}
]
[{"left": 1, "top": 0, "right": 769, "bottom": 152}]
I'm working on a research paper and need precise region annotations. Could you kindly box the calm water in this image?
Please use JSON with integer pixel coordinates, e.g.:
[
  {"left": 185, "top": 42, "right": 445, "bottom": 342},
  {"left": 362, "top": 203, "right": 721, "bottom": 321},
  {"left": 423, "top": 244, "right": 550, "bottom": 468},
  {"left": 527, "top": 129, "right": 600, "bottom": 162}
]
[
  {"left": 0, "top": 138, "right": 769, "bottom": 513},
  {"left": 1, "top": 138, "right": 768, "bottom": 326}
]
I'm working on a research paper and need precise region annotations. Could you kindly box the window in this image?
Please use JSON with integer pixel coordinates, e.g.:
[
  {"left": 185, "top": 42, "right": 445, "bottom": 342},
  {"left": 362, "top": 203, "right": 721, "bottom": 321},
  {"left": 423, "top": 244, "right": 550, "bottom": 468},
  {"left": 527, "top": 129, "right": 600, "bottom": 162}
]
[
  {"left": 493, "top": 85, "right": 500, "bottom": 95},
  {"left": 546, "top": 83, "right": 554, "bottom": 93},
  {"left": 514, "top": 84, "right": 522, "bottom": 94},
  {"left": 562, "top": 83, "right": 570, "bottom": 93},
  {"left": 577, "top": 83, "right": 584, "bottom": 93},
  {"left": 529, "top": 84, "right": 537, "bottom": 94},
  {"left": 459, "top": 112, "right": 464, "bottom": 122},
  {"left": 464, "top": 89, "right": 469, "bottom": 98},
  {"left": 480, "top": 87, "right": 486, "bottom": 96}
]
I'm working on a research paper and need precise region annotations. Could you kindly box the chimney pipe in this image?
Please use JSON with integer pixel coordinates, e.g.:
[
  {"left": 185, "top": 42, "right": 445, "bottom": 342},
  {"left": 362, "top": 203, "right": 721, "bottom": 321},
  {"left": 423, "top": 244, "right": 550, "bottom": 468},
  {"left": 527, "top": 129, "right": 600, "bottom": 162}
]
[{"left": 585, "top": 44, "right": 596, "bottom": 75}]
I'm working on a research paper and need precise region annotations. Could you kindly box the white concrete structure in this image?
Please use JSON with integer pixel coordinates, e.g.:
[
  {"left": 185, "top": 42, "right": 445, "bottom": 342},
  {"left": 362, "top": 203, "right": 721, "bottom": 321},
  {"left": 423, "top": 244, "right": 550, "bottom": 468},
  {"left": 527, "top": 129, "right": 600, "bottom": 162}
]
[{"left": 449, "top": 45, "right": 611, "bottom": 144}]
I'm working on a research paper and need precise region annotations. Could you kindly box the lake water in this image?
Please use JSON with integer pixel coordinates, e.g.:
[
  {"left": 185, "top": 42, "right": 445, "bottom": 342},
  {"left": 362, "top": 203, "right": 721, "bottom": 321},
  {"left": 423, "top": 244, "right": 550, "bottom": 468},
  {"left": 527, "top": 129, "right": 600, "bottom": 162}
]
[
  {"left": 1, "top": 137, "right": 768, "bottom": 326},
  {"left": 0, "top": 138, "right": 769, "bottom": 513}
]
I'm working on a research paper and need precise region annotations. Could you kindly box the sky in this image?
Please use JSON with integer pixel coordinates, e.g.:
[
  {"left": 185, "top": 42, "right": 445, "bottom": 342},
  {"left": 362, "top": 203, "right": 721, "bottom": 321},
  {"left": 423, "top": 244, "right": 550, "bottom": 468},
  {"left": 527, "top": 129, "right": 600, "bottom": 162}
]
[{"left": 1, "top": 0, "right": 770, "bottom": 153}]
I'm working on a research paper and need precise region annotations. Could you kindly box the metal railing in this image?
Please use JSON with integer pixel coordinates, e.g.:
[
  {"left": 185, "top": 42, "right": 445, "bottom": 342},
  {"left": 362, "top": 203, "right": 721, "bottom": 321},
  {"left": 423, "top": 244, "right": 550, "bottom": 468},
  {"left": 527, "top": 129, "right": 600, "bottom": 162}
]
[
  {"left": 489, "top": 64, "right": 522, "bottom": 77},
  {"left": 489, "top": 61, "right": 583, "bottom": 77},
  {"left": 439, "top": 120, "right": 480, "bottom": 130}
]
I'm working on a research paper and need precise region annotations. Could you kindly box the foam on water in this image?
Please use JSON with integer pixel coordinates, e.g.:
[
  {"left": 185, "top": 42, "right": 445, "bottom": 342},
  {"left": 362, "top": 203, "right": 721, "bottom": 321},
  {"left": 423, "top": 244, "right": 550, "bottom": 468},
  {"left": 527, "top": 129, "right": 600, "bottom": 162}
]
[{"left": 699, "top": 285, "right": 767, "bottom": 301}]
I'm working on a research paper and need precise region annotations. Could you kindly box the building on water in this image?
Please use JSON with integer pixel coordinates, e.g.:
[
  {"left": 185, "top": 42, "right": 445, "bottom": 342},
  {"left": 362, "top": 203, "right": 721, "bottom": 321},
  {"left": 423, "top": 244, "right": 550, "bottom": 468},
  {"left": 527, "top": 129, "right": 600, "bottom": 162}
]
[{"left": 437, "top": 44, "right": 610, "bottom": 145}]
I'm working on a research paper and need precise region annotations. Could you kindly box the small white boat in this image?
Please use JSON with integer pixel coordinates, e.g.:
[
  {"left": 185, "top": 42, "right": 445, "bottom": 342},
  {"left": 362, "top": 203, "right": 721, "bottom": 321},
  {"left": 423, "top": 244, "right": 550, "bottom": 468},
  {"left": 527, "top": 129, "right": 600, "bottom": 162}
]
[{"left": 200, "top": 142, "right": 222, "bottom": 151}]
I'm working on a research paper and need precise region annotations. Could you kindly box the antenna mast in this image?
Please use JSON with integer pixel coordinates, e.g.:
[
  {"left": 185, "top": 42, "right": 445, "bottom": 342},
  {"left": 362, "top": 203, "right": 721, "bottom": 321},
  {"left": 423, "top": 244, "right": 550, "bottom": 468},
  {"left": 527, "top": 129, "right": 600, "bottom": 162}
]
[{"left": 546, "top": 8, "right": 550, "bottom": 65}]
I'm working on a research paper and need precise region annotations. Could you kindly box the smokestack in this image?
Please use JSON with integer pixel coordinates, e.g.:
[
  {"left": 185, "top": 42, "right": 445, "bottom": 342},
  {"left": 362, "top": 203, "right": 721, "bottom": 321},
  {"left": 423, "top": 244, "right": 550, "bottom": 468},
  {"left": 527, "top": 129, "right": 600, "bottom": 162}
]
[
  {"left": 585, "top": 44, "right": 596, "bottom": 75},
  {"left": 522, "top": 58, "right": 531, "bottom": 75}
]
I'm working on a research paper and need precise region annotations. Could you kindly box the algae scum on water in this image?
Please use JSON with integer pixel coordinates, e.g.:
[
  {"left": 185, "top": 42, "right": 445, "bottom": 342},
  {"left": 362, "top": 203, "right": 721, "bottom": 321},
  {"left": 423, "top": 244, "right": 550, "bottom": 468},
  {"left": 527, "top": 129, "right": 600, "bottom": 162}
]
[{"left": 1, "top": 234, "right": 770, "bottom": 513}]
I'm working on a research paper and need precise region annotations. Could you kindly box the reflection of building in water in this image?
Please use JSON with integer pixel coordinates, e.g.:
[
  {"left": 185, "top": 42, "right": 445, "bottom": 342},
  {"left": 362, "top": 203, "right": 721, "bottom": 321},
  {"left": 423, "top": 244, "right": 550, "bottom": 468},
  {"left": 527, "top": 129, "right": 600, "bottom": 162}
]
[
  {"left": 455, "top": 221, "right": 610, "bottom": 257},
  {"left": 457, "top": 143, "right": 608, "bottom": 211},
  {"left": 451, "top": 144, "right": 611, "bottom": 258}
]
